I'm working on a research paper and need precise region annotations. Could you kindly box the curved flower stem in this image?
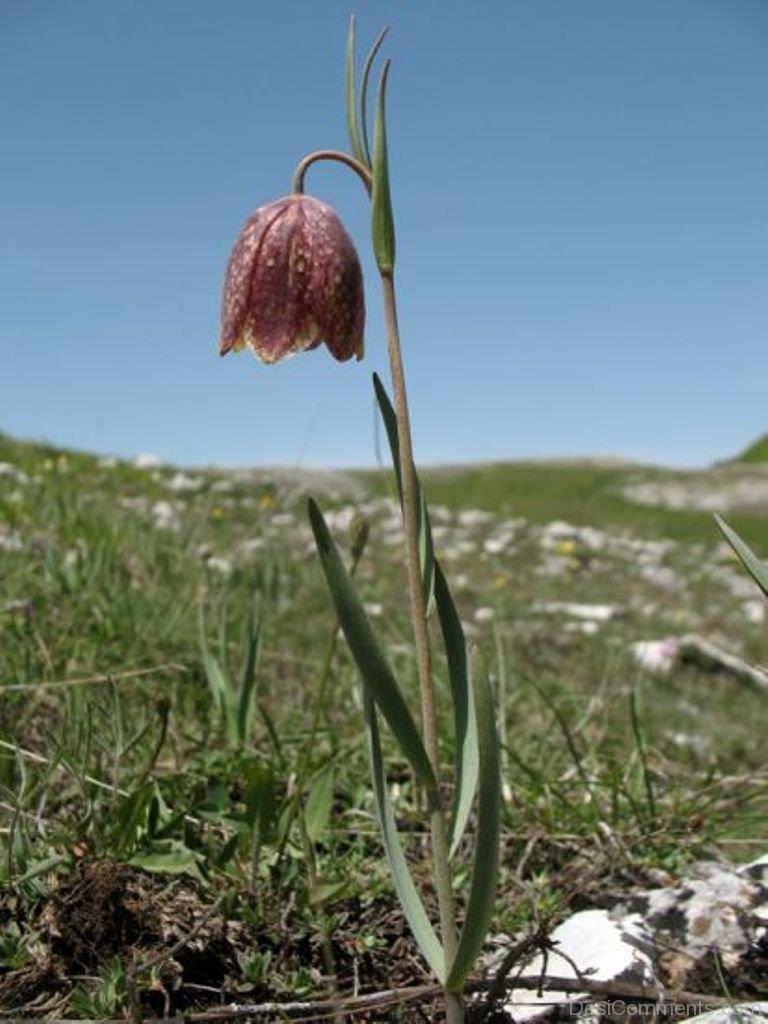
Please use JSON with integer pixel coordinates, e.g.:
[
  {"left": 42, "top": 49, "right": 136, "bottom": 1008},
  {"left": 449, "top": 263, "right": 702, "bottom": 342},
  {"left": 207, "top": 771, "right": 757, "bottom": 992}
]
[
  {"left": 292, "top": 150, "right": 372, "bottom": 197},
  {"left": 380, "top": 272, "right": 462, "bottom": 1023}
]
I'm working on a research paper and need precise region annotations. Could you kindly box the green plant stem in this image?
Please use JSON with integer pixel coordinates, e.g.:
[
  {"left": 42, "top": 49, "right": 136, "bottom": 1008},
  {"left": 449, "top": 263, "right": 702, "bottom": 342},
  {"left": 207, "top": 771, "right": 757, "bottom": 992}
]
[
  {"left": 291, "top": 145, "right": 463, "bottom": 1020},
  {"left": 292, "top": 151, "right": 372, "bottom": 196},
  {"left": 379, "top": 272, "right": 461, "bottom": 1022}
]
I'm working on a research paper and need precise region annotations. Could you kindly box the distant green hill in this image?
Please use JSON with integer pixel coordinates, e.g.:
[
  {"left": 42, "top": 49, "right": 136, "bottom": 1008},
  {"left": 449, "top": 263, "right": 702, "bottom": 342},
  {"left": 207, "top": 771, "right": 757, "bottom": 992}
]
[{"left": 733, "top": 434, "right": 768, "bottom": 464}]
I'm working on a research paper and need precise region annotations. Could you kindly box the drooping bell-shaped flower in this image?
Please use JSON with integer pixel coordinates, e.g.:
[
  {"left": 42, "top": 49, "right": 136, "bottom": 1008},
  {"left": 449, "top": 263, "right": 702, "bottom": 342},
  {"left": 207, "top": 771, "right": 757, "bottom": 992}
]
[{"left": 220, "top": 194, "right": 365, "bottom": 364}]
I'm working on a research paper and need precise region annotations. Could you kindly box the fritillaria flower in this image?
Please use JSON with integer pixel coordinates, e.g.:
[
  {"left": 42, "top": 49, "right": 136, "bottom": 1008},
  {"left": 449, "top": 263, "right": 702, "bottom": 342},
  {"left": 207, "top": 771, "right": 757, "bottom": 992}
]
[{"left": 219, "top": 194, "right": 365, "bottom": 364}]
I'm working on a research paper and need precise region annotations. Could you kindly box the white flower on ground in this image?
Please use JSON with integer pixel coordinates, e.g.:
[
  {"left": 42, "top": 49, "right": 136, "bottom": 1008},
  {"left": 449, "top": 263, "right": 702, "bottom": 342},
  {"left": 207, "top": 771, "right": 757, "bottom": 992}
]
[{"left": 629, "top": 638, "right": 680, "bottom": 675}]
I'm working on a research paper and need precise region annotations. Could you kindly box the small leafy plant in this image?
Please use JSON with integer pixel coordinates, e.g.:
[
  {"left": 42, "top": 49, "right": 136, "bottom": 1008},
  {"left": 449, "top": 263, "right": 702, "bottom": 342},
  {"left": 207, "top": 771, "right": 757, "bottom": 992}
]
[{"left": 218, "top": 19, "right": 502, "bottom": 1022}]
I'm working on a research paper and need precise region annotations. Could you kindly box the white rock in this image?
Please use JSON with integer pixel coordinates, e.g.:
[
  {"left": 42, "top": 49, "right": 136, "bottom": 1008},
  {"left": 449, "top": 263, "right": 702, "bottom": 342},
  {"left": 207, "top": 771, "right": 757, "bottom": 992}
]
[
  {"left": 150, "top": 500, "right": 180, "bottom": 530},
  {"left": 270, "top": 512, "right": 295, "bottom": 528},
  {"left": 457, "top": 509, "right": 493, "bottom": 528},
  {"left": 498, "top": 909, "right": 656, "bottom": 1021},
  {"left": 363, "top": 602, "right": 384, "bottom": 618},
  {"left": 484, "top": 534, "right": 514, "bottom": 555},
  {"left": 133, "top": 452, "right": 162, "bottom": 469},
  {"left": 679, "top": 1004, "right": 768, "bottom": 1024},
  {"left": 565, "top": 619, "right": 601, "bottom": 635},
  {"left": 239, "top": 537, "right": 266, "bottom": 555},
  {"left": 323, "top": 506, "right": 356, "bottom": 532},
  {"left": 535, "top": 601, "right": 621, "bottom": 622},
  {"left": 540, "top": 520, "right": 607, "bottom": 551},
  {"left": 0, "top": 462, "right": 29, "bottom": 484},
  {"left": 743, "top": 599, "right": 766, "bottom": 624},
  {"left": 473, "top": 607, "right": 496, "bottom": 624},
  {"left": 0, "top": 531, "right": 23, "bottom": 553},
  {"left": 166, "top": 471, "right": 203, "bottom": 493},
  {"left": 206, "top": 557, "right": 232, "bottom": 575},
  {"left": 637, "top": 860, "right": 764, "bottom": 964},
  {"left": 639, "top": 563, "right": 682, "bottom": 591},
  {"left": 430, "top": 505, "right": 453, "bottom": 524}
]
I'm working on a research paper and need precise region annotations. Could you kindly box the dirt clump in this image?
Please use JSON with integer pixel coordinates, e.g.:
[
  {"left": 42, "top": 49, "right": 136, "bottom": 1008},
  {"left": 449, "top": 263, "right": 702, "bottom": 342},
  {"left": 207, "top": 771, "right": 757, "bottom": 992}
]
[{"left": 50, "top": 859, "right": 162, "bottom": 971}]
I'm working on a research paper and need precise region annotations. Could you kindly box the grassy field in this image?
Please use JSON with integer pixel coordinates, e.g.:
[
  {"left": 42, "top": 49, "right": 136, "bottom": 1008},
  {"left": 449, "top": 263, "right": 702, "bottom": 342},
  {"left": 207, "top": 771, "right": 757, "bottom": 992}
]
[{"left": 1, "top": 432, "right": 767, "bottom": 1018}]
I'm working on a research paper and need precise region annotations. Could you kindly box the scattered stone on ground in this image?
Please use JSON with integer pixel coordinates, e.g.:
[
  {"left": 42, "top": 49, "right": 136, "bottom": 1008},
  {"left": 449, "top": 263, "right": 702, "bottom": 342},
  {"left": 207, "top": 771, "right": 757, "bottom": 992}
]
[
  {"left": 622, "top": 468, "right": 768, "bottom": 514},
  {"left": 490, "top": 909, "right": 658, "bottom": 1021},
  {"left": 629, "top": 634, "right": 768, "bottom": 691},
  {"left": 484, "top": 856, "right": 768, "bottom": 1022},
  {"left": 682, "top": 1006, "right": 768, "bottom": 1024}
]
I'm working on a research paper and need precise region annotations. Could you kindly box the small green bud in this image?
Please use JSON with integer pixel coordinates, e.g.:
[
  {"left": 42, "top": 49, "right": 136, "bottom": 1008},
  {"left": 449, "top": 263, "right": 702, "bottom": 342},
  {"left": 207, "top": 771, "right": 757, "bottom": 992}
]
[{"left": 371, "top": 61, "right": 396, "bottom": 276}]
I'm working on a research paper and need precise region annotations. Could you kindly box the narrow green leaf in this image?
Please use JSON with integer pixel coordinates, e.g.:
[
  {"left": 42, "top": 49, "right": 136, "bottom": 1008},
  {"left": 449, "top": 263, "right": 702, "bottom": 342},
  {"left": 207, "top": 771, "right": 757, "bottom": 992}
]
[
  {"left": 304, "top": 764, "right": 334, "bottom": 843},
  {"left": 308, "top": 498, "right": 436, "bottom": 790},
  {"left": 345, "top": 16, "right": 366, "bottom": 165},
  {"left": 236, "top": 613, "right": 261, "bottom": 746},
  {"left": 373, "top": 372, "right": 435, "bottom": 611},
  {"left": 434, "top": 562, "right": 479, "bottom": 859},
  {"left": 243, "top": 762, "right": 277, "bottom": 841},
  {"left": 215, "top": 832, "right": 240, "bottom": 869},
  {"left": 715, "top": 514, "right": 768, "bottom": 597},
  {"left": 198, "top": 603, "right": 229, "bottom": 717},
  {"left": 360, "top": 26, "right": 389, "bottom": 167},
  {"left": 446, "top": 671, "right": 501, "bottom": 991},
  {"left": 371, "top": 60, "right": 396, "bottom": 275},
  {"left": 363, "top": 692, "right": 445, "bottom": 981}
]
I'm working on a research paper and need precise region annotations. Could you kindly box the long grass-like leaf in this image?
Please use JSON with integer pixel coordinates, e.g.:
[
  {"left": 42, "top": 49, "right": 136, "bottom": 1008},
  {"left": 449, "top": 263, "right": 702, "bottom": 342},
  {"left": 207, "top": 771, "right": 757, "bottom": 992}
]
[
  {"left": 345, "top": 16, "right": 366, "bottom": 164},
  {"left": 371, "top": 60, "right": 395, "bottom": 275},
  {"left": 629, "top": 683, "right": 656, "bottom": 822},
  {"left": 445, "top": 671, "right": 500, "bottom": 991},
  {"left": 360, "top": 26, "right": 389, "bottom": 167},
  {"left": 715, "top": 514, "right": 768, "bottom": 597},
  {"left": 373, "top": 373, "right": 474, "bottom": 850},
  {"left": 373, "top": 372, "right": 435, "bottom": 611},
  {"left": 308, "top": 498, "right": 436, "bottom": 789},
  {"left": 434, "top": 562, "right": 479, "bottom": 859},
  {"left": 236, "top": 612, "right": 261, "bottom": 747},
  {"left": 363, "top": 691, "right": 445, "bottom": 981},
  {"left": 198, "top": 603, "right": 229, "bottom": 720}
]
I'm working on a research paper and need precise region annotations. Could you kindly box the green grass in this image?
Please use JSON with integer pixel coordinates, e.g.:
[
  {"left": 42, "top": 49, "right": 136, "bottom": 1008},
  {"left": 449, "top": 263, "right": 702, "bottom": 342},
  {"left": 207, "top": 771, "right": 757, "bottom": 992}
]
[
  {"left": 1, "top": 433, "right": 767, "bottom": 1017},
  {"left": 417, "top": 461, "right": 768, "bottom": 548},
  {"left": 732, "top": 432, "right": 768, "bottom": 465}
]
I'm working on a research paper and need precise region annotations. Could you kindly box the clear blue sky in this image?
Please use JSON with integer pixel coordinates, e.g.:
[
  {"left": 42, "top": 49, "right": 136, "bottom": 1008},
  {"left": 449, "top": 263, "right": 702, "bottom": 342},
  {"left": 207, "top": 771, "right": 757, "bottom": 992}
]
[{"left": 2, "top": 1, "right": 766, "bottom": 468}]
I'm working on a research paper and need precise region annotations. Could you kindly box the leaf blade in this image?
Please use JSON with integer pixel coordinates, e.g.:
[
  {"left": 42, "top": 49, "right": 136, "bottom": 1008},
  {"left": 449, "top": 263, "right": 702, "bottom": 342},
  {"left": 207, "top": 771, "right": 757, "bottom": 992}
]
[
  {"left": 308, "top": 498, "right": 436, "bottom": 790},
  {"left": 363, "top": 692, "right": 445, "bottom": 981},
  {"left": 345, "top": 16, "right": 366, "bottom": 164},
  {"left": 434, "top": 562, "right": 479, "bottom": 859},
  {"left": 236, "top": 611, "right": 261, "bottom": 747},
  {"left": 360, "top": 27, "right": 389, "bottom": 167},
  {"left": 305, "top": 764, "right": 335, "bottom": 843},
  {"left": 446, "top": 671, "right": 501, "bottom": 991},
  {"left": 373, "top": 372, "right": 435, "bottom": 611},
  {"left": 715, "top": 514, "right": 768, "bottom": 597}
]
